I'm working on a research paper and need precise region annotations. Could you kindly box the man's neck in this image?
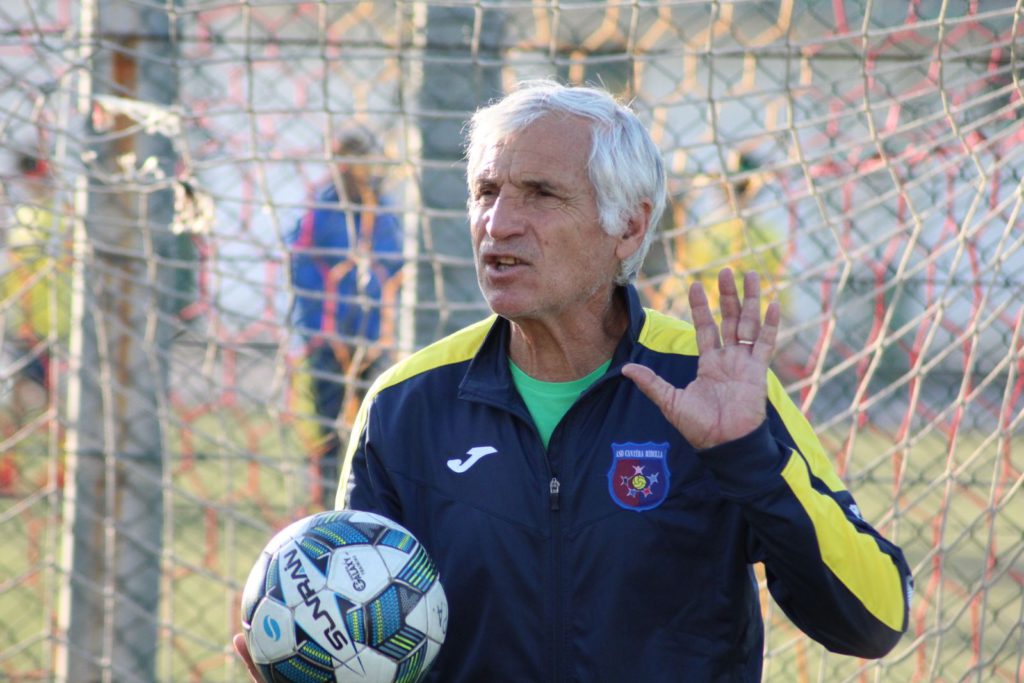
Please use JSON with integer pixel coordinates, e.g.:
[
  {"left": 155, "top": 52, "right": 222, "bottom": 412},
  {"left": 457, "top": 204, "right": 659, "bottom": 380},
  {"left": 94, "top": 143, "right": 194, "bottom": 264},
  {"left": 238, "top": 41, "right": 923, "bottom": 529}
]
[{"left": 507, "top": 287, "right": 628, "bottom": 382}]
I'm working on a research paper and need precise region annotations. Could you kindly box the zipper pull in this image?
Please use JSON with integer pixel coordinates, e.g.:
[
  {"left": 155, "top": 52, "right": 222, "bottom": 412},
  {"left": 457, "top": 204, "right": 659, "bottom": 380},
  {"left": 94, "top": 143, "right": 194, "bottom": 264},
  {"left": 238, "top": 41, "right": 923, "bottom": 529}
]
[{"left": 549, "top": 477, "right": 560, "bottom": 511}]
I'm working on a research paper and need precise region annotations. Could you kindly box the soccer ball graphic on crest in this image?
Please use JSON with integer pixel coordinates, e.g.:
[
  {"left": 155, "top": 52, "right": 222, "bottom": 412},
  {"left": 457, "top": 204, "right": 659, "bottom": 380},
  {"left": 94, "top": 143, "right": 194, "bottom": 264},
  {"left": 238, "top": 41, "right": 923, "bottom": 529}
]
[{"left": 241, "top": 510, "right": 448, "bottom": 682}]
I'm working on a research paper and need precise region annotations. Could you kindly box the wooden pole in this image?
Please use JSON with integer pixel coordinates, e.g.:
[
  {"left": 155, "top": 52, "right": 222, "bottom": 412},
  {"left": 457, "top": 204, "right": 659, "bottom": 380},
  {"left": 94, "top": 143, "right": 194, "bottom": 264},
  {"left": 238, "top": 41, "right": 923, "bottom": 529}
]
[{"left": 56, "top": 2, "right": 179, "bottom": 681}]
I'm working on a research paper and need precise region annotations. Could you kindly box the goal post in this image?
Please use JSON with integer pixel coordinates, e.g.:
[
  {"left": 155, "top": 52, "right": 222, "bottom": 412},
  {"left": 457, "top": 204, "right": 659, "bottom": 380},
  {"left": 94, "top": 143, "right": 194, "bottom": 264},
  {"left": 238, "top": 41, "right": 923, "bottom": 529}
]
[
  {"left": 55, "top": 1, "right": 181, "bottom": 681},
  {"left": 0, "top": 2, "right": 1022, "bottom": 682}
]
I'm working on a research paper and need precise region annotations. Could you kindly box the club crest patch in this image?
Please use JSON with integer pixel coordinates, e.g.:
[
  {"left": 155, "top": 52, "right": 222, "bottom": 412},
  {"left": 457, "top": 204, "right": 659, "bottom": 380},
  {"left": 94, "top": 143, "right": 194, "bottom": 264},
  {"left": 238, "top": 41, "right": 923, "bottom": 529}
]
[{"left": 608, "top": 441, "right": 671, "bottom": 511}]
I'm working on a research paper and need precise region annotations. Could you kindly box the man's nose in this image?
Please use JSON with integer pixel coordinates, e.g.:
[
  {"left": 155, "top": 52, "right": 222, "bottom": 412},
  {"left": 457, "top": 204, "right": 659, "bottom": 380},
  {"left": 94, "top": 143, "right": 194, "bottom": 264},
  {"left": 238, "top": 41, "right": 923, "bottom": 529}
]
[{"left": 485, "top": 193, "right": 526, "bottom": 239}]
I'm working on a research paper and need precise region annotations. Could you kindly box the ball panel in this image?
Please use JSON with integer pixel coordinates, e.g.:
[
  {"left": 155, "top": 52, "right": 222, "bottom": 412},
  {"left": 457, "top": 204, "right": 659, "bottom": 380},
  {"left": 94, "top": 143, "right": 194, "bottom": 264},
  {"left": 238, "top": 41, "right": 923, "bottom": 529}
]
[
  {"left": 249, "top": 597, "right": 297, "bottom": 663},
  {"left": 362, "top": 586, "right": 426, "bottom": 661},
  {"left": 296, "top": 535, "right": 334, "bottom": 576},
  {"left": 266, "top": 552, "right": 285, "bottom": 602},
  {"left": 392, "top": 545, "right": 438, "bottom": 594},
  {"left": 241, "top": 551, "right": 271, "bottom": 627},
  {"left": 278, "top": 540, "right": 329, "bottom": 608},
  {"left": 337, "top": 645, "right": 398, "bottom": 682},
  {"left": 375, "top": 546, "right": 414, "bottom": 580},
  {"left": 295, "top": 636, "right": 337, "bottom": 671},
  {"left": 402, "top": 590, "right": 427, "bottom": 634},
  {"left": 364, "top": 585, "right": 404, "bottom": 647},
  {"left": 344, "top": 601, "right": 367, "bottom": 646},
  {"left": 326, "top": 545, "right": 391, "bottom": 602},
  {"left": 291, "top": 586, "right": 356, "bottom": 662},
  {"left": 376, "top": 528, "right": 416, "bottom": 553},
  {"left": 393, "top": 586, "right": 425, "bottom": 623},
  {"left": 268, "top": 653, "right": 335, "bottom": 683},
  {"left": 374, "top": 624, "right": 425, "bottom": 661},
  {"left": 307, "top": 518, "right": 373, "bottom": 549},
  {"left": 422, "top": 582, "right": 448, "bottom": 645},
  {"left": 392, "top": 645, "right": 427, "bottom": 683},
  {"left": 422, "top": 640, "right": 443, "bottom": 678}
]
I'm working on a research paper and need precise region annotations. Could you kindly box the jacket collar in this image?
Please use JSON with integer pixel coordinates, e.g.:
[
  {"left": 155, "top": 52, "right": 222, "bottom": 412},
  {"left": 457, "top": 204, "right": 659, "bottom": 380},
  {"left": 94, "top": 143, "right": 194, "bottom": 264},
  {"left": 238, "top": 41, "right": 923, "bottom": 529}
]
[{"left": 458, "top": 284, "right": 647, "bottom": 407}]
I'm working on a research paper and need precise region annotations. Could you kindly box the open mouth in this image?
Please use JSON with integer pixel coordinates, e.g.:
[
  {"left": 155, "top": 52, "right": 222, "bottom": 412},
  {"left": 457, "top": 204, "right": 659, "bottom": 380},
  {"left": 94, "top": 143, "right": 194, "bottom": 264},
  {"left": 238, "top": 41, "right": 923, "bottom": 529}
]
[{"left": 486, "top": 255, "right": 525, "bottom": 270}]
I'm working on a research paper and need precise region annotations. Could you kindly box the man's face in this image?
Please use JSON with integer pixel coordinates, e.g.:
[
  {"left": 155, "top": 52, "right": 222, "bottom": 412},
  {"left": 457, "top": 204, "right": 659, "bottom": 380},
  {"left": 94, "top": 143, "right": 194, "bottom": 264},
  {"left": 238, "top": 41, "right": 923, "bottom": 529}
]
[{"left": 469, "top": 115, "right": 623, "bottom": 324}]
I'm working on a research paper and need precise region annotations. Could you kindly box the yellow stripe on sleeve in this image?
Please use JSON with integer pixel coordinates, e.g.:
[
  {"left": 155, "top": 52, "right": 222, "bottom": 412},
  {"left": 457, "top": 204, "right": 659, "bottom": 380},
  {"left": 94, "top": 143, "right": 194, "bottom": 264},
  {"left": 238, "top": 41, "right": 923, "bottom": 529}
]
[
  {"left": 639, "top": 306, "right": 903, "bottom": 630},
  {"left": 780, "top": 452, "right": 905, "bottom": 631},
  {"left": 637, "top": 308, "right": 698, "bottom": 355},
  {"left": 766, "top": 373, "right": 846, "bottom": 493}
]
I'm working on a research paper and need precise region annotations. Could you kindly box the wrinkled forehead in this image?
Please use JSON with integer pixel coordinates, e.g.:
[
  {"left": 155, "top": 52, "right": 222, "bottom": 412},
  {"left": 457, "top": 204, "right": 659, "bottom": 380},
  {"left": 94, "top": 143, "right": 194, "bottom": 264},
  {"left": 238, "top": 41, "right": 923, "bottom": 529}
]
[{"left": 469, "top": 113, "right": 594, "bottom": 180}]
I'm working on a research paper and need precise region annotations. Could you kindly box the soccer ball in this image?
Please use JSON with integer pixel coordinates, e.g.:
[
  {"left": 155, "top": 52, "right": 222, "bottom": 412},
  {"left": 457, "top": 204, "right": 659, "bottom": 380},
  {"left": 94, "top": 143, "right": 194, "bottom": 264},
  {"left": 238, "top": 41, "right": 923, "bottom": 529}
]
[{"left": 240, "top": 510, "right": 448, "bottom": 682}]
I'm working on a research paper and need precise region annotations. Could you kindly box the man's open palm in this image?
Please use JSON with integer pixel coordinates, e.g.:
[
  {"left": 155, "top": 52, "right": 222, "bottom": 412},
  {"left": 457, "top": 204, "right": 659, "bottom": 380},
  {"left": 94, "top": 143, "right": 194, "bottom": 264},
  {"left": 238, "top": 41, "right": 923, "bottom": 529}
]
[{"left": 623, "top": 269, "right": 779, "bottom": 450}]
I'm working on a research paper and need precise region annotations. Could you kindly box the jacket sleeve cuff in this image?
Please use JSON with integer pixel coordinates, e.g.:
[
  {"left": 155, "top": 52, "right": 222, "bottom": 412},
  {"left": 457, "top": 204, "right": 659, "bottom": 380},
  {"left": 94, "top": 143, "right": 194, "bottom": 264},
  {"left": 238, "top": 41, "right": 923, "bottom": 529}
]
[{"left": 696, "top": 420, "right": 790, "bottom": 499}]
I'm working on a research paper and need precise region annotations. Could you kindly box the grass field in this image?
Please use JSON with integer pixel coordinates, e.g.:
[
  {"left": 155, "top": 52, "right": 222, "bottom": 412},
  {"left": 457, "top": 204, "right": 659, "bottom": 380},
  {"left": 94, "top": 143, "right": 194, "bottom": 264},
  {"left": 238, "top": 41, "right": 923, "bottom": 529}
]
[{"left": 1, "top": 406, "right": 1021, "bottom": 682}]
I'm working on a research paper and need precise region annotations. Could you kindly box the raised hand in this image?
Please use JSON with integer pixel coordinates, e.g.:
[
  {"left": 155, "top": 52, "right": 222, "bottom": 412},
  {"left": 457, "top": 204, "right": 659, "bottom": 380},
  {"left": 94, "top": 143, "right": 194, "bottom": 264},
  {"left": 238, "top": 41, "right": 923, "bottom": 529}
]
[{"left": 622, "top": 269, "right": 779, "bottom": 450}]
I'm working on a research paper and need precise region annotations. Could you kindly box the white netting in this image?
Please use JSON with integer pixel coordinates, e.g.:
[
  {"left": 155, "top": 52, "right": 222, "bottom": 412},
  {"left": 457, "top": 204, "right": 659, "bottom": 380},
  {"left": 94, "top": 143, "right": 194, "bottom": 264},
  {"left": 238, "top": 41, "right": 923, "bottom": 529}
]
[{"left": 1, "top": 2, "right": 1022, "bottom": 681}]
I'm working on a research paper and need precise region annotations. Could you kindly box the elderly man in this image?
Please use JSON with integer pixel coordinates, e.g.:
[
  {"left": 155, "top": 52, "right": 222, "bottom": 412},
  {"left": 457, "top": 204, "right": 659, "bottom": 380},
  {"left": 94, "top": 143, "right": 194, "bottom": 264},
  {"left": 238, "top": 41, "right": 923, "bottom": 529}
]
[{"left": 238, "top": 80, "right": 911, "bottom": 682}]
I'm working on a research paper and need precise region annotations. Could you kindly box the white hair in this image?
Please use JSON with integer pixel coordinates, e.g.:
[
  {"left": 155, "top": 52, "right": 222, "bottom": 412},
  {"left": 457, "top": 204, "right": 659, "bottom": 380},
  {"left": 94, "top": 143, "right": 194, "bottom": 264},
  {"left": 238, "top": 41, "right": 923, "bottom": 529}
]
[{"left": 466, "top": 79, "right": 667, "bottom": 284}]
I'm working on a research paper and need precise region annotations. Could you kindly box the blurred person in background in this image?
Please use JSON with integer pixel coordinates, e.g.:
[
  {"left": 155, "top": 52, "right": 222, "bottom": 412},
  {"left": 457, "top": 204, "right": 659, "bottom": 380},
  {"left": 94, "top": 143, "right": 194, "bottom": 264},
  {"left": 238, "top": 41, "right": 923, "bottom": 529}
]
[
  {"left": 288, "top": 126, "right": 403, "bottom": 509},
  {"left": 0, "top": 150, "right": 70, "bottom": 494},
  {"left": 1, "top": 151, "right": 70, "bottom": 418}
]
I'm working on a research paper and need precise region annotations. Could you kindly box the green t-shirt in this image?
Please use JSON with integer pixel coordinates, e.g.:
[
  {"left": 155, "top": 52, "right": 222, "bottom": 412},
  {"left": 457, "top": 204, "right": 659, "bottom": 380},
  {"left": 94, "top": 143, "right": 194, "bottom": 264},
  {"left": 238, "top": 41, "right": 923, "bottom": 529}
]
[{"left": 510, "top": 358, "right": 611, "bottom": 448}]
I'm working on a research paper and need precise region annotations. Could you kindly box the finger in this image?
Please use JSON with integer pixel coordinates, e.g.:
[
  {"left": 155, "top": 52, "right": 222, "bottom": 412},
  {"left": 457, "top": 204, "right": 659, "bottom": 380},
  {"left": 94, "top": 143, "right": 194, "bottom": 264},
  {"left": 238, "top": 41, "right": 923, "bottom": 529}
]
[
  {"left": 752, "top": 300, "right": 780, "bottom": 363},
  {"left": 622, "top": 363, "right": 678, "bottom": 415},
  {"left": 688, "top": 281, "right": 721, "bottom": 352},
  {"left": 718, "top": 268, "right": 741, "bottom": 344},
  {"left": 735, "top": 271, "right": 762, "bottom": 345},
  {"left": 233, "top": 633, "right": 261, "bottom": 681}
]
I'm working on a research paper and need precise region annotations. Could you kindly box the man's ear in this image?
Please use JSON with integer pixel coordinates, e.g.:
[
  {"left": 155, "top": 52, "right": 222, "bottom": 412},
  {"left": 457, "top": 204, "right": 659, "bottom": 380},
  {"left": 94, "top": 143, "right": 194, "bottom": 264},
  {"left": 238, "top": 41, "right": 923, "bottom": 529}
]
[{"left": 615, "top": 200, "right": 652, "bottom": 262}]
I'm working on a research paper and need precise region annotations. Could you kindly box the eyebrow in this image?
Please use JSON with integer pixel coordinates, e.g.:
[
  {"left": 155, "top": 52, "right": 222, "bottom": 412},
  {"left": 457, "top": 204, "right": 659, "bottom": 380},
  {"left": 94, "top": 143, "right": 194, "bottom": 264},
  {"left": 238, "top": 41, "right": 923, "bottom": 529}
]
[
  {"left": 471, "top": 176, "right": 498, "bottom": 193},
  {"left": 520, "top": 178, "right": 562, "bottom": 195},
  {"left": 472, "top": 173, "right": 564, "bottom": 193},
  {"left": 471, "top": 165, "right": 574, "bottom": 198}
]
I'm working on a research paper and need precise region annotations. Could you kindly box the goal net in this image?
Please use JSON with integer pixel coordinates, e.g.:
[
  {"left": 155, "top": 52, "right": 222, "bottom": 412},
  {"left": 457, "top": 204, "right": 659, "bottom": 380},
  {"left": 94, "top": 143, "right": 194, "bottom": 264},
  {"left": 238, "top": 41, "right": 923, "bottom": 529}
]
[{"left": 1, "top": 1, "right": 1022, "bottom": 681}]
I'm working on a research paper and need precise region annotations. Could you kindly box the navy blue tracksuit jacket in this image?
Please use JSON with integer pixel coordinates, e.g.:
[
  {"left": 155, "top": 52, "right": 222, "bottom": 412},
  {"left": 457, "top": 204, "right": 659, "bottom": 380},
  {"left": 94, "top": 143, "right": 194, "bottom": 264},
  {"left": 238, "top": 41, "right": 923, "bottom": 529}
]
[{"left": 341, "top": 285, "right": 912, "bottom": 682}]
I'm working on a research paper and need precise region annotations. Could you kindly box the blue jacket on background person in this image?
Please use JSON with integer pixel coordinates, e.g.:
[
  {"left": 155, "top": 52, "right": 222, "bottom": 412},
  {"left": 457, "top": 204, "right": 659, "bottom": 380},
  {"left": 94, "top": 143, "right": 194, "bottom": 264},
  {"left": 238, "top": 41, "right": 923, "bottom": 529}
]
[
  {"left": 289, "top": 151, "right": 404, "bottom": 509},
  {"left": 289, "top": 181, "right": 403, "bottom": 347}
]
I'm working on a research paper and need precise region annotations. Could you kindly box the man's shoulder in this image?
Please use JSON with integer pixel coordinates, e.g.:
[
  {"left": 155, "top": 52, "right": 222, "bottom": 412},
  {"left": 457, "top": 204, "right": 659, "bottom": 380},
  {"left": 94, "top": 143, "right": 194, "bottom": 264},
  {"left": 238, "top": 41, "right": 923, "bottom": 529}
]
[
  {"left": 370, "top": 316, "right": 497, "bottom": 394},
  {"left": 636, "top": 307, "right": 698, "bottom": 357}
]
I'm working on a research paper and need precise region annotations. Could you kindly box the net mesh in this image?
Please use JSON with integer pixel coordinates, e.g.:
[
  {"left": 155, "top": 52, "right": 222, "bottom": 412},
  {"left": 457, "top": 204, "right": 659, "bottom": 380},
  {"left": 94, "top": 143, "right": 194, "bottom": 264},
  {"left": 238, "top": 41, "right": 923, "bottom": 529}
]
[{"left": 1, "top": 1, "right": 1023, "bottom": 681}]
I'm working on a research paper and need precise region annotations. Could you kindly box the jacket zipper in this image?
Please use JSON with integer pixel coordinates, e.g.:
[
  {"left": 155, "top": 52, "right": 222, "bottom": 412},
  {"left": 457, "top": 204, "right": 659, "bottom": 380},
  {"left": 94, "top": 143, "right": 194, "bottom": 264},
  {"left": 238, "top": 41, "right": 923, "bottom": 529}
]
[{"left": 548, "top": 474, "right": 563, "bottom": 683}]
